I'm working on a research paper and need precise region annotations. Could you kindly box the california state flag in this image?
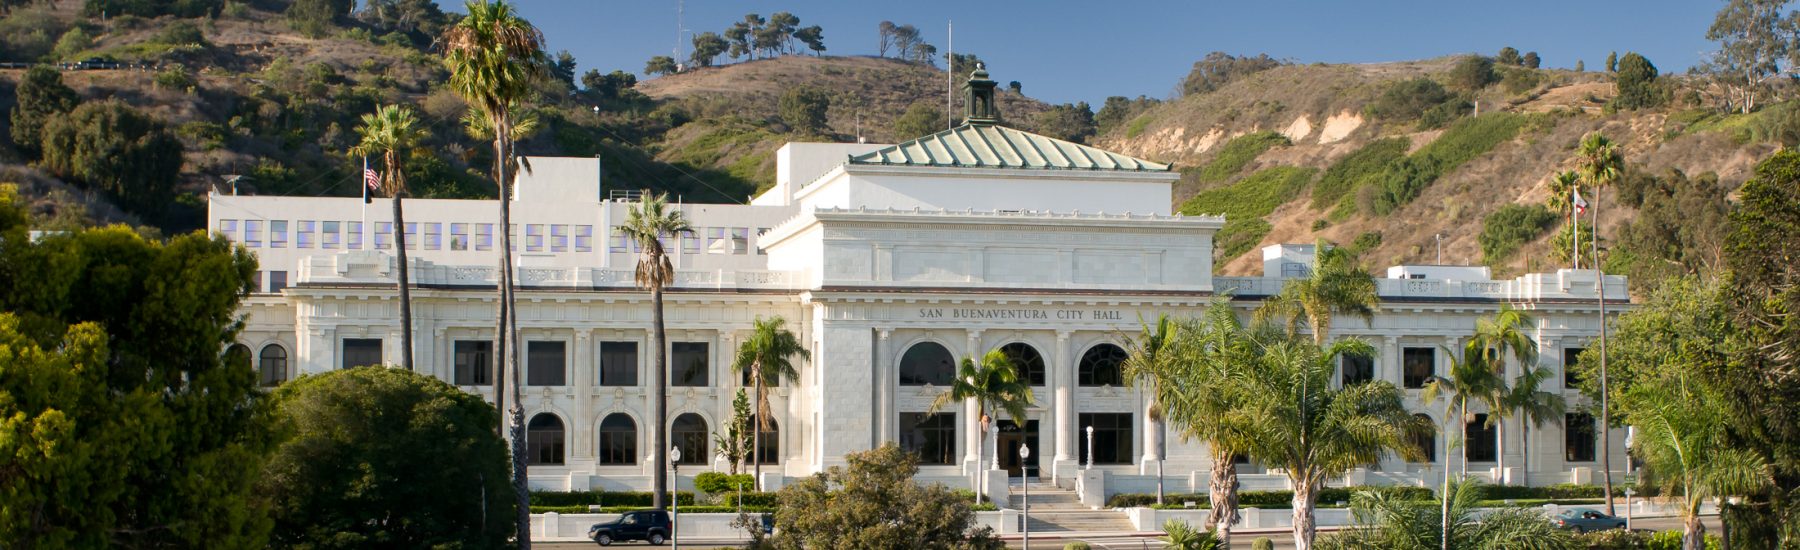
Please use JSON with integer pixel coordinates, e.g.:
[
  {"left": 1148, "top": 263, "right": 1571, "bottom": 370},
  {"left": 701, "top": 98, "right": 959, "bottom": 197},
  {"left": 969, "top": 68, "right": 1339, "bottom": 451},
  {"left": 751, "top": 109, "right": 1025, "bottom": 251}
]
[{"left": 1572, "top": 188, "right": 1589, "bottom": 215}]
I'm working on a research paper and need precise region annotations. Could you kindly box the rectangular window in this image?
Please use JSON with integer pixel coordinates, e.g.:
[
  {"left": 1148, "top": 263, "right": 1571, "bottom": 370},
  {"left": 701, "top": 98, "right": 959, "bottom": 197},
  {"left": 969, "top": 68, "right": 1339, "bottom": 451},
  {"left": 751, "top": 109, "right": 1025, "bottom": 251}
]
[
  {"left": 1565, "top": 413, "right": 1597, "bottom": 462},
  {"left": 374, "top": 222, "right": 392, "bottom": 249},
  {"left": 1403, "top": 347, "right": 1435, "bottom": 389},
  {"left": 1342, "top": 353, "right": 1375, "bottom": 386},
  {"left": 342, "top": 338, "right": 382, "bottom": 369},
  {"left": 609, "top": 227, "right": 630, "bottom": 253},
  {"left": 1078, "top": 413, "right": 1134, "bottom": 464},
  {"left": 450, "top": 223, "right": 469, "bottom": 251},
  {"left": 681, "top": 231, "right": 701, "bottom": 255},
  {"left": 251, "top": 271, "right": 261, "bottom": 293},
  {"left": 550, "top": 224, "right": 568, "bottom": 252},
  {"left": 321, "top": 221, "right": 341, "bottom": 249},
  {"left": 423, "top": 223, "right": 441, "bottom": 250},
  {"left": 600, "top": 341, "right": 639, "bottom": 387},
  {"left": 1465, "top": 413, "right": 1497, "bottom": 462},
  {"left": 731, "top": 227, "right": 749, "bottom": 254},
  {"left": 403, "top": 222, "right": 418, "bottom": 250},
  {"left": 454, "top": 340, "right": 493, "bottom": 386},
  {"left": 269, "top": 220, "right": 288, "bottom": 248},
  {"left": 217, "top": 219, "right": 237, "bottom": 241},
  {"left": 526, "top": 224, "right": 544, "bottom": 252},
  {"left": 268, "top": 271, "right": 288, "bottom": 293},
  {"left": 296, "top": 221, "right": 314, "bottom": 248},
  {"left": 706, "top": 227, "right": 726, "bottom": 254},
  {"left": 671, "top": 342, "right": 709, "bottom": 387},
  {"left": 348, "top": 222, "right": 364, "bottom": 250},
  {"left": 527, "top": 341, "right": 567, "bottom": 386},
  {"left": 575, "top": 225, "right": 593, "bottom": 252},
  {"left": 1563, "top": 347, "right": 1586, "bottom": 387},
  {"left": 244, "top": 220, "right": 262, "bottom": 247},
  {"left": 899, "top": 412, "right": 957, "bottom": 465},
  {"left": 476, "top": 224, "right": 493, "bottom": 251}
]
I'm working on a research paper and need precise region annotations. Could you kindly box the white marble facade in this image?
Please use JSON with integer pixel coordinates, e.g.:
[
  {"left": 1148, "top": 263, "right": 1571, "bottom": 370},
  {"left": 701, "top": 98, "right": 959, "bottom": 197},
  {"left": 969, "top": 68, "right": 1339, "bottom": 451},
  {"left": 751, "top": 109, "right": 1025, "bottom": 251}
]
[{"left": 214, "top": 136, "right": 1630, "bottom": 496}]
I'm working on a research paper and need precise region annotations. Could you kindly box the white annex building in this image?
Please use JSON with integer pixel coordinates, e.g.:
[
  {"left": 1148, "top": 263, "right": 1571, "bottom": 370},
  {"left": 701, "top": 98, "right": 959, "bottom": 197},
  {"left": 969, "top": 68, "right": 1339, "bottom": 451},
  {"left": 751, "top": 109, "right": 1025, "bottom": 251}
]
[{"left": 210, "top": 69, "right": 1629, "bottom": 503}]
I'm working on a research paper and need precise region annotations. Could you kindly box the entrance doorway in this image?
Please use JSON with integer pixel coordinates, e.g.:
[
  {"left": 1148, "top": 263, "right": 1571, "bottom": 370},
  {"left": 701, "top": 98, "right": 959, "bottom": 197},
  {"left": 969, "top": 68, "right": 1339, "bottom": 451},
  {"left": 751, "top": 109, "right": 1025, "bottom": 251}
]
[{"left": 995, "top": 419, "right": 1040, "bottom": 478}]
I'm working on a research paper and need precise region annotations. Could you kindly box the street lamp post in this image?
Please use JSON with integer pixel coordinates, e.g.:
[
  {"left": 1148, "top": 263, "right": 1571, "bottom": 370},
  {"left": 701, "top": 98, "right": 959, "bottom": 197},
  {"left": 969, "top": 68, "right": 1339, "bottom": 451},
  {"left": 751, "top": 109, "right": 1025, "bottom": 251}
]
[
  {"left": 1084, "top": 426, "right": 1094, "bottom": 470},
  {"left": 670, "top": 445, "right": 682, "bottom": 550},
  {"left": 1019, "top": 444, "right": 1031, "bottom": 550}
]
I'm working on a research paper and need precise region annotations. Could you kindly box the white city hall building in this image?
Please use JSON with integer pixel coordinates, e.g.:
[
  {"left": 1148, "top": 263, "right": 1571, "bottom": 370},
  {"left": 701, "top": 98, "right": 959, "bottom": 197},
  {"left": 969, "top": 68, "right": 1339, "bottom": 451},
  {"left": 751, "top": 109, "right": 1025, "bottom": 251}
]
[{"left": 210, "top": 70, "right": 1628, "bottom": 501}]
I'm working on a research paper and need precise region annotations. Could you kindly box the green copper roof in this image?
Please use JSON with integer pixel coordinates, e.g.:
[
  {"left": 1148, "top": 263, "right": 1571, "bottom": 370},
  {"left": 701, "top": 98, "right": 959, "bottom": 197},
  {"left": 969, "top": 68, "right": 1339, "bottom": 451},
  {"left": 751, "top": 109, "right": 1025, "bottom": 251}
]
[{"left": 847, "top": 124, "right": 1171, "bottom": 172}]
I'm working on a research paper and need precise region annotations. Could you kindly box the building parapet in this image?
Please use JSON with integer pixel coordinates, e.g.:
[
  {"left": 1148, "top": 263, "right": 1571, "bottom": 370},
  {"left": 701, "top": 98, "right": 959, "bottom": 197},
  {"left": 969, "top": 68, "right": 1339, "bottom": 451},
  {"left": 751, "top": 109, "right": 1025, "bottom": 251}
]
[
  {"left": 295, "top": 251, "right": 801, "bottom": 291},
  {"left": 1217, "top": 268, "right": 1627, "bottom": 303}
]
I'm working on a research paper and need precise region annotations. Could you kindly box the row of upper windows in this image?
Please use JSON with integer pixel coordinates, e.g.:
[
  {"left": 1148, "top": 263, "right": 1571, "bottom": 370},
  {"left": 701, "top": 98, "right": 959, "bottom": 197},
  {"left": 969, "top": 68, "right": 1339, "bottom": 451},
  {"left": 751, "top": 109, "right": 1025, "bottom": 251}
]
[
  {"left": 215, "top": 219, "right": 771, "bottom": 256},
  {"left": 1338, "top": 346, "right": 1590, "bottom": 389},
  {"left": 336, "top": 338, "right": 777, "bottom": 388}
]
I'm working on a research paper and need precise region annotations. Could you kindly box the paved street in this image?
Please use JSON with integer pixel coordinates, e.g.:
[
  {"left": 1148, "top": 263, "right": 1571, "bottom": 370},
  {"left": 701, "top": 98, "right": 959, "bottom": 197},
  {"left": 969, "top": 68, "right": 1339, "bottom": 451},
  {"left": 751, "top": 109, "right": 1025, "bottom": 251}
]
[{"left": 537, "top": 514, "right": 1721, "bottom": 549}]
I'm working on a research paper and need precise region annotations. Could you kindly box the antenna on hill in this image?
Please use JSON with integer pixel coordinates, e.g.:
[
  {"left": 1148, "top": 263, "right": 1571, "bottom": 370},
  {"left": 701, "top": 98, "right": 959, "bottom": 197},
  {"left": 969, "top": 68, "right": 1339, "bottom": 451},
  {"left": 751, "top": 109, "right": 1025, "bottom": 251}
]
[
  {"left": 946, "top": 20, "right": 954, "bottom": 130},
  {"left": 674, "top": 0, "right": 684, "bottom": 68}
]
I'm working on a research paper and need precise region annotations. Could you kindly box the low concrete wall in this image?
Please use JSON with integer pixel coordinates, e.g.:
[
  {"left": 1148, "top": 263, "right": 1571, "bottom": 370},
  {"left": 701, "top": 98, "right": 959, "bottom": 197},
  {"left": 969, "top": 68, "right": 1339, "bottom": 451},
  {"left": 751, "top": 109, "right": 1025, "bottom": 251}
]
[
  {"left": 532, "top": 512, "right": 753, "bottom": 542},
  {"left": 1125, "top": 499, "right": 1722, "bottom": 532}
]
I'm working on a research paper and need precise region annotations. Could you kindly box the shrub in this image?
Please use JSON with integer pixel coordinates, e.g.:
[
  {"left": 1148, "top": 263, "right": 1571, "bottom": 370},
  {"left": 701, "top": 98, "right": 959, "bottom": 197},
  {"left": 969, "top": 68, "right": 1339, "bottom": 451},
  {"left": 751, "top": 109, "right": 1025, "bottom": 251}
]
[
  {"left": 778, "top": 86, "right": 830, "bottom": 135},
  {"left": 1574, "top": 528, "right": 1649, "bottom": 549},
  {"left": 1064, "top": 542, "right": 1092, "bottom": 550},
  {"left": 1479, "top": 203, "right": 1559, "bottom": 263},
  {"left": 153, "top": 22, "right": 208, "bottom": 47},
  {"left": 39, "top": 101, "right": 184, "bottom": 215},
  {"left": 83, "top": 0, "right": 220, "bottom": 18},
  {"left": 1449, "top": 55, "right": 1498, "bottom": 92},
  {"left": 1644, "top": 530, "right": 1720, "bottom": 550},
  {"left": 724, "top": 492, "right": 780, "bottom": 508},
  {"left": 1418, "top": 99, "right": 1473, "bottom": 130},
  {"left": 1366, "top": 78, "right": 1452, "bottom": 122},
  {"left": 1179, "top": 166, "right": 1315, "bottom": 264},
  {"left": 153, "top": 64, "right": 196, "bottom": 91},
  {"left": 529, "top": 491, "right": 696, "bottom": 507},
  {"left": 1193, "top": 131, "right": 1290, "bottom": 182},
  {"left": 1252, "top": 537, "right": 1274, "bottom": 550},
  {"left": 1126, "top": 115, "right": 1154, "bottom": 138},
  {"left": 531, "top": 505, "right": 762, "bottom": 514},
  {"left": 1181, "top": 52, "right": 1283, "bottom": 96},
  {"left": 1501, "top": 66, "right": 1543, "bottom": 95},
  {"left": 1611, "top": 53, "right": 1664, "bottom": 111},
  {"left": 1482, "top": 483, "right": 1610, "bottom": 500},
  {"left": 1350, "top": 231, "right": 1383, "bottom": 254},
  {"left": 1312, "top": 137, "right": 1409, "bottom": 208},
  {"left": 1368, "top": 113, "right": 1530, "bottom": 215},
  {"left": 51, "top": 27, "right": 92, "bottom": 61},
  {"left": 694, "top": 472, "right": 754, "bottom": 494}
]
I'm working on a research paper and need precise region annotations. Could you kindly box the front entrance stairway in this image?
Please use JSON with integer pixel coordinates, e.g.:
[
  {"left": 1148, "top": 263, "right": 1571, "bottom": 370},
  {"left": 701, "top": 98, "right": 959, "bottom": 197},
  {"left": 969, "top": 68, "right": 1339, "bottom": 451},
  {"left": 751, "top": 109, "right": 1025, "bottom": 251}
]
[{"left": 1006, "top": 480, "right": 1137, "bottom": 533}]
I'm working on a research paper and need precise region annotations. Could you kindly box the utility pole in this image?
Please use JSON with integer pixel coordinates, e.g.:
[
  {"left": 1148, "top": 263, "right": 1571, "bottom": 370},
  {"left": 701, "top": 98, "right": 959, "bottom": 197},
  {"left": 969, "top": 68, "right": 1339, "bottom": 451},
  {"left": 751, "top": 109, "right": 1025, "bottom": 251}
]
[{"left": 1434, "top": 233, "right": 1444, "bottom": 264}]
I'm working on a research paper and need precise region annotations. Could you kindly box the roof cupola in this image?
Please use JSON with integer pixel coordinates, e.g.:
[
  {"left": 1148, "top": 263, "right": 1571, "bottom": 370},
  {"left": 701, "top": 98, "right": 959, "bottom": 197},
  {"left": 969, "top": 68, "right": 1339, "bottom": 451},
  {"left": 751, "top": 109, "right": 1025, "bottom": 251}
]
[{"left": 963, "top": 62, "right": 999, "bottom": 125}]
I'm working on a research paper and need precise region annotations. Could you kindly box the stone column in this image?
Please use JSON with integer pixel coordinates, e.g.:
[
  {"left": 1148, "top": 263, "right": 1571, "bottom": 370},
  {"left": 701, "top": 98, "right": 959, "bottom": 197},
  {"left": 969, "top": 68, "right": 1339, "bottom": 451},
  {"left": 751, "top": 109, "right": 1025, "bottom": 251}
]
[
  {"left": 1053, "top": 331, "right": 1075, "bottom": 481},
  {"left": 964, "top": 329, "right": 985, "bottom": 473},
  {"left": 431, "top": 327, "right": 448, "bottom": 383},
  {"left": 1142, "top": 391, "right": 1160, "bottom": 475},
  {"left": 573, "top": 328, "right": 595, "bottom": 459},
  {"left": 875, "top": 328, "right": 894, "bottom": 445}
]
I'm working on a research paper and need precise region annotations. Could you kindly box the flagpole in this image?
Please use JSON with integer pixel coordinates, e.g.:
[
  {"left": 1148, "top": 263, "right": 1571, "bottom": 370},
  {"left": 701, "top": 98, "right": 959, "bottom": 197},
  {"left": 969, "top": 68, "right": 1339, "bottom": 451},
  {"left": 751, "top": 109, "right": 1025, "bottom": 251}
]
[
  {"left": 1571, "top": 186, "right": 1580, "bottom": 270},
  {"left": 361, "top": 156, "right": 369, "bottom": 248}
]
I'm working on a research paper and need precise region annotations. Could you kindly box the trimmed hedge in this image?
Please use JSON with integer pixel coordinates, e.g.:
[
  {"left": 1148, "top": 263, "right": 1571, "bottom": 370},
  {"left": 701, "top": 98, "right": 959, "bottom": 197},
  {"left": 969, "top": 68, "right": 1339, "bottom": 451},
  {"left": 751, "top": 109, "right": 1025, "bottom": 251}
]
[
  {"left": 694, "top": 472, "right": 754, "bottom": 494},
  {"left": 724, "top": 492, "right": 780, "bottom": 508},
  {"left": 1482, "top": 483, "right": 1613, "bottom": 500},
  {"left": 530, "top": 505, "right": 771, "bottom": 514},
  {"left": 529, "top": 490, "right": 695, "bottom": 507},
  {"left": 1109, "top": 486, "right": 1434, "bottom": 509}
]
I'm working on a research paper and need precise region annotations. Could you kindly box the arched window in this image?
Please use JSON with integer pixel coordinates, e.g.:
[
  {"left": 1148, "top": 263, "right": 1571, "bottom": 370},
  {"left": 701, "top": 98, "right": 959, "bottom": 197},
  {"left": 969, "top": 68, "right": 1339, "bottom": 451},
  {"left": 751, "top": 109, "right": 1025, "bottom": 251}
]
[
  {"left": 1078, "top": 344, "right": 1127, "bottom": 387},
  {"left": 898, "top": 342, "right": 955, "bottom": 386},
  {"left": 598, "top": 413, "right": 637, "bottom": 465},
  {"left": 1000, "top": 342, "right": 1046, "bottom": 386},
  {"left": 527, "top": 414, "right": 565, "bottom": 466},
  {"left": 226, "top": 343, "right": 251, "bottom": 367},
  {"left": 748, "top": 416, "right": 779, "bottom": 465},
  {"left": 671, "top": 413, "right": 707, "bottom": 465},
  {"left": 1410, "top": 414, "right": 1437, "bottom": 463},
  {"left": 259, "top": 344, "right": 288, "bottom": 387}
]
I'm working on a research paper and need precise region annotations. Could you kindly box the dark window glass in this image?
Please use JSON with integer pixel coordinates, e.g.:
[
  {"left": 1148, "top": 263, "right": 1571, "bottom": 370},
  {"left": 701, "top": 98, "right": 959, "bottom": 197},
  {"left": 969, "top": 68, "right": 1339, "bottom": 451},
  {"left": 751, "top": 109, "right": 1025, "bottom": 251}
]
[
  {"left": 268, "top": 271, "right": 288, "bottom": 293},
  {"left": 1410, "top": 414, "right": 1436, "bottom": 463},
  {"left": 527, "top": 414, "right": 565, "bottom": 465},
  {"left": 898, "top": 342, "right": 955, "bottom": 386},
  {"left": 1465, "top": 413, "right": 1497, "bottom": 462},
  {"left": 747, "top": 416, "right": 779, "bottom": 465},
  {"left": 1565, "top": 413, "right": 1597, "bottom": 462},
  {"left": 900, "top": 412, "right": 957, "bottom": 465},
  {"left": 1078, "top": 344, "right": 1127, "bottom": 387},
  {"left": 1000, "top": 342, "right": 1046, "bottom": 386},
  {"left": 454, "top": 340, "right": 492, "bottom": 386},
  {"left": 1563, "top": 348, "right": 1587, "bottom": 387},
  {"left": 672, "top": 413, "right": 707, "bottom": 465},
  {"left": 1078, "top": 413, "right": 1134, "bottom": 465},
  {"left": 259, "top": 344, "right": 288, "bottom": 387},
  {"left": 1403, "top": 347, "right": 1435, "bottom": 388},
  {"left": 527, "top": 341, "right": 567, "bottom": 386},
  {"left": 1342, "top": 353, "right": 1375, "bottom": 386},
  {"left": 672, "top": 342, "right": 709, "bottom": 387},
  {"left": 598, "top": 414, "right": 637, "bottom": 465},
  {"left": 600, "top": 342, "right": 638, "bottom": 387},
  {"left": 342, "top": 338, "right": 382, "bottom": 369}
]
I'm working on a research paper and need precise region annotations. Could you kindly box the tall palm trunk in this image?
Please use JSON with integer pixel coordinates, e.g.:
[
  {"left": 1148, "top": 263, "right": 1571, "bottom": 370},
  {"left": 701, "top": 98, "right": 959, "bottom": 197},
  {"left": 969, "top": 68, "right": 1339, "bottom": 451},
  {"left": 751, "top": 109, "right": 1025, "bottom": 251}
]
[
  {"left": 1495, "top": 421, "right": 1507, "bottom": 484},
  {"left": 651, "top": 282, "right": 669, "bottom": 509},
  {"left": 1685, "top": 499, "right": 1706, "bottom": 550},
  {"left": 1292, "top": 479, "right": 1318, "bottom": 550},
  {"left": 489, "top": 119, "right": 529, "bottom": 549},
  {"left": 1441, "top": 401, "right": 1458, "bottom": 550},
  {"left": 1206, "top": 451, "right": 1240, "bottom": 546},
  {"left": 753, "top": 372, "right": 765, "bottom": 492},
  {"left": 388, "top": 150, "right": 414, "bottom": 372},
  {"left": 1594, "top": 191, "right": 1616, "bottom": 516}
]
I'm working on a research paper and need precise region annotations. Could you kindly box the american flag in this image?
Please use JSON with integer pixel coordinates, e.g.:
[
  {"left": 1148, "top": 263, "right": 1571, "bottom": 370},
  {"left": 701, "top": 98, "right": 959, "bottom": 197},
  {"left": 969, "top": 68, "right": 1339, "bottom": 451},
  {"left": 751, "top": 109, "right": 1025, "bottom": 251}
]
[{"left": 363, "top": 167, "right": 382, "bottom": 191}]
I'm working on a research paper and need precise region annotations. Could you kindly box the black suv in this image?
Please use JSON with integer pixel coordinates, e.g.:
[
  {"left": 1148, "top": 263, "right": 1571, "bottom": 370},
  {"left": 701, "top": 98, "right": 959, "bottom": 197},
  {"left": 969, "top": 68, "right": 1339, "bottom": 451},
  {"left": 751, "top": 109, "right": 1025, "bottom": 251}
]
[{"left": 587, "top": 510, "right": 671, "bottom": 546}]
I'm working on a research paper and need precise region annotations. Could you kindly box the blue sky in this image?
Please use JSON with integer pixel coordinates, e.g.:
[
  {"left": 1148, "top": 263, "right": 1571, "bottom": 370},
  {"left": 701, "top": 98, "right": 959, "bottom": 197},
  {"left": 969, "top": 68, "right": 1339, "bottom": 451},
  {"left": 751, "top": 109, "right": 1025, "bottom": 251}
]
[{"left": 467, "top": 1, "right": 1722, "bottom": 106}]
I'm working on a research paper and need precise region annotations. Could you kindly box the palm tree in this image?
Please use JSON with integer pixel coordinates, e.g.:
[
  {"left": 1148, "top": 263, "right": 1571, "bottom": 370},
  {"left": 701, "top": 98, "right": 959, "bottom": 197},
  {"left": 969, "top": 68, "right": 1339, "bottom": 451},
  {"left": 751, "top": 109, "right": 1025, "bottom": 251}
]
[
  {"left": 1141, "top": 301, "right": 1256, "bottom": 546},
  {"left": 927, "top": 348, "right": 1034, "bottom": 506},
  {"left": 1160, "top": 519, "right": 1226, "bottom": 550},
  {"left": 1121, "top": 314, "right": 1177, "bottom": 506},
  {"left": 620, "top": 191, "right": 693, "bottom": 510},
  {"left": 1620, "top": 377, "right": 1770, "bottom": 550},
  {"left": 1255, "top": 238, "right": 1380, "bottom": 346},
  {"left": 1472, "top": 306, "right": 1538, "bottom": 483},
  {"left": 1546, "top": 170, "right": 1584, "bottom": 269},
  {"left": 442, "top": 2, "right": 545, "bottom": 543},
  {"left": 349, "top": 104, "right": 425, "bottom": 372},
  {"left": 1226, "top": 333, "right": 1427, "bottom": 550},
  {"left": 731, "top": 315, "right": 809, "bottom": 491},
  {"left": 1421, "top": 337, "right": 1507, "bottom": 550},
  {"left": 1319, "top": 478, "right": 1578, "bottom": 550},
  {"left": 1578, "top": 131, "right": 1623, "bottom": 514},
  {"left": 1504, "top": 365, "right": 1566, "bottom": 486}
]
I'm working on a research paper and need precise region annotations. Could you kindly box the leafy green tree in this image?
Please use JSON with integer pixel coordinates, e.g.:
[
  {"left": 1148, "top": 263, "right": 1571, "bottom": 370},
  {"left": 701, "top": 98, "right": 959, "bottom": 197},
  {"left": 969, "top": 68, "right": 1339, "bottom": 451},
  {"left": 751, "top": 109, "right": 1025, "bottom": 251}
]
[
  {"left": 1611, "top": 53, "right": 1663, "bottom": 110},
  {"left": 549, "top": 50, "right": 577, "bottom": 88},
  {"left": 582, "top": 69, "right": 638, "bottom": 100},
  {"left": 8, "top": 65, "right": 78, "bottom": 159},
  {"left": 287, "top": 0, "right": 351, "bottom": 37},
  {"left": 1621, "top": 374, "right": 1771, "bottom": 550},
  {"left": 927, "top": 349, "right": 1034, "bottom": 506},
  {"left": 350, "top": 104, "right": 425, "bottom": 372},
  {"left": 1606, "top": 51, "right": 1618, "bottom": 72},
  {"left": 1497, "top": 47, "right": 1522, "bottom": 66},
  {"left": 644, "top": 55, "right": 678, "bottom": 76},
  {"left": 1095, "top": 95, "right": 1161, "bottom": 136},
  {"left": 1365, "top": 78, "right": 1453, "bottom": 122},
  {"left": 1449, "top": 55, "right": 1498, "bottom": 92},
  {"left": 0, "top": 187, "right": 274, "bottom": 549},
  {"left": 793, "top": 25, "right": 825, "bottom": 56},
  {"left": 732, "top": 316, "right": 809, "bottom": 490},
  {"left": 441, "top": 0, "right": 547, "bottom": 540},
  {"left": 1142, "top": 302, "right": 1259, "bottom": 545},
  {"left": 1317, "top": 478, "right": 1577, "bottom": 550},
  {"left": 893, "top": 101, "right": 944, "bottom": 140},
  {"left": 1478, "top": 204, "right": 1558, "bottom": 264},
  {"left": 39, "top": 100, "right": 183, "bottom": 216},
  {"left": 757, "top": 444, "right": 1003, "bottom": 549},
  {"left": 690, "top": 32, "right": 728, "bottom": 67},
  {"left": 1524, "top": 52, "right": 1541, "bottom": 69},
  {"left": 725, "top": 19, "right": 753, "bottom": 61},
  {"left": 1254, "top": 239, "right": 1380, "bottom": 345},
  {"left": 83, "top": 0, "right": 219, "bottom": 17},
  {"left": 263, "top": 368, "right": 513, "bottom": 549},
  {"left": 778, "top": 86, "right": 830, "bottom": 135},
  {"left": 1229, "top": 333, "right": 1426, "bottom": 550},
  {"left": 1033, "top": 101, "right": 1096, "bottom": 143},
  {"left": 949, "top": 53, "right": 984, "bottom": 78},
  {"left": 1181, "top": 52, "right": 1282, "bottom": 96},
  {"left": 763, "top": 12, "right": 798, "bottom": 55},
  {"left": 51, "top": 27, "right": 90, "bottom": 61},
  {"left": 1605, "top": 169, "right": 1733, "bottom": 294},
  {"left": 620, "top": 191, "right": 693, "bottom": 509},
  {"left": 1706, "top": 0, "right": 1797, "bottom": 113}
]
